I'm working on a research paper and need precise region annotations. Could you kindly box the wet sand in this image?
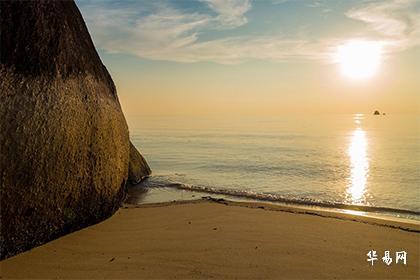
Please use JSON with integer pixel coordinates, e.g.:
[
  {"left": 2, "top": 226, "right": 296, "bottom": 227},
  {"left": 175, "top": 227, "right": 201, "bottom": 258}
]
[{"left": 1, "top": 199, "right": 419, "bottom": 279}]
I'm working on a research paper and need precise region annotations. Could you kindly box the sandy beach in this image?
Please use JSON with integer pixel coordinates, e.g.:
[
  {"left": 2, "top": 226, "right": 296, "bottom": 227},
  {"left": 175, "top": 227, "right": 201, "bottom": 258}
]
[{"left": 1, "top": 199, "right": 419, "bottom": 279}]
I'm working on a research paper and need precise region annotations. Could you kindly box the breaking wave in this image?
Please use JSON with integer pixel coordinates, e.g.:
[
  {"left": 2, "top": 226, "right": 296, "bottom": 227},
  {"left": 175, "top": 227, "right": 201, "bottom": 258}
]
[{"left": 135, "top": 175, "right": 420, "bottom": 218}]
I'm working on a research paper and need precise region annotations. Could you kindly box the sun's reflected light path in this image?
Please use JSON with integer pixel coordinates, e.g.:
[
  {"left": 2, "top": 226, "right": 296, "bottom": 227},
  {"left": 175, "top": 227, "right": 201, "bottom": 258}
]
[{"left": 347, "top": 115, "right": 369, "bottom": 204}]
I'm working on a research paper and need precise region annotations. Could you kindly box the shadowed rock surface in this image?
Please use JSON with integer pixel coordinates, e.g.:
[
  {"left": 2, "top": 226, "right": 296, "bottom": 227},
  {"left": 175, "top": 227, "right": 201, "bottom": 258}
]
[
  {"left": 0, "top": 1, "right": 149, "bottom": 259},
  {"left": 128, "top": 142, "right": 152, "bottom": 185}
]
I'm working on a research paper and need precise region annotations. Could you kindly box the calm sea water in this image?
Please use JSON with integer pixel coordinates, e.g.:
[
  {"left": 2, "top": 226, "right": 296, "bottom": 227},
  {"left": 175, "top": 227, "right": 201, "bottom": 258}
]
[{"left": 128, "top": 114, "right": 420, "bottom": 220}]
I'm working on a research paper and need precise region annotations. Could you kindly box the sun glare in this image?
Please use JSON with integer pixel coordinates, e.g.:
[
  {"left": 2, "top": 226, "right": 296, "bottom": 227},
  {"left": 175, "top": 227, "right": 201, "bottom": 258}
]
[
  {"left": 335, "top": 40, "right": 383, "bottom": 80},
  {"left": 347, "top": 127, "right": 369, "bottom": 204}
]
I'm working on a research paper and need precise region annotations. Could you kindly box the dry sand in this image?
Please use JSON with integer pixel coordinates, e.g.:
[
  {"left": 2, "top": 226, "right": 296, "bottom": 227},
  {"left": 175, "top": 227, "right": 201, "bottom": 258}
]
[{"left": 1, "top": 199, "right": 419, "bottom": 279}]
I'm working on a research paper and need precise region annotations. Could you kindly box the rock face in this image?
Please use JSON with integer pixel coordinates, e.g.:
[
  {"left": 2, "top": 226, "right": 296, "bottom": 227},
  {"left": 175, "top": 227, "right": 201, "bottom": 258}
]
[
  {"left": 128, "top": 142, "right": 152, "bottom": 185},
  {"left": 0, "top": 1, "right": 147, "bottom": 259}
]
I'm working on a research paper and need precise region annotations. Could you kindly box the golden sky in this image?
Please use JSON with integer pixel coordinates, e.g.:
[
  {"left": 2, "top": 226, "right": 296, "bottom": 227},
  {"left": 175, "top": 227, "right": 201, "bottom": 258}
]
[{"left": 77, "top": 0, "right": 420, "bottom": 116}]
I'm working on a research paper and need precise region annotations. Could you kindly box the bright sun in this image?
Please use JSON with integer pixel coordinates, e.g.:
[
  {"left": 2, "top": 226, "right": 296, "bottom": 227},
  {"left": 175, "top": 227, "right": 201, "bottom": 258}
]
[{"left": 335, "top": 40, "right": 383, "bottom": 80}]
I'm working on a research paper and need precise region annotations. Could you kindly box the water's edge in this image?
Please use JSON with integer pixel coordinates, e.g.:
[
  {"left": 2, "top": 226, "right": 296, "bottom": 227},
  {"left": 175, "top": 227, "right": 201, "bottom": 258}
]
[{"left": 127, "top": 177, "right": 420, "bottom": 222}]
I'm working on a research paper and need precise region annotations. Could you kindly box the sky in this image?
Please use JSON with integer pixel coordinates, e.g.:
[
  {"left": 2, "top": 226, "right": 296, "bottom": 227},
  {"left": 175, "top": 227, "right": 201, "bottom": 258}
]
[{"left": 76, "top": 0, "right": 420, "bottom": 117}]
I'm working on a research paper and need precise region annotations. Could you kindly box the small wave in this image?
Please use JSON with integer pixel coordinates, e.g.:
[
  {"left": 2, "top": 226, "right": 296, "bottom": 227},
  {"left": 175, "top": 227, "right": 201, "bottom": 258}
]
[{"left": 137, "top": 176, "right": 420, "bottom": 217}]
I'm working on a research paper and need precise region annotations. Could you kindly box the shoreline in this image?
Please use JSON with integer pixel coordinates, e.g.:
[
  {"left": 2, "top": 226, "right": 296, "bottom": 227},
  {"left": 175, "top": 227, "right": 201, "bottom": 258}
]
[
  {"left": 127, "top": 184, "right": 420, "bottom": 223},
  {"left": 125, "top": 197, "right": 420, "bottom": 233},
  {"left": 2, "top": 198, "right": 419, "bottom": 279}
]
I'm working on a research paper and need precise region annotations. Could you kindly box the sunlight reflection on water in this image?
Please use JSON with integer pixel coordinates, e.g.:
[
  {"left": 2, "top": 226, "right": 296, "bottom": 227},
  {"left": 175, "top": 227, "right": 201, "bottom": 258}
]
[
  {"left": 129, "top": 114, "right": 420, "bottom": 218},
  {"left": 347, "top": 115, "right": 369, "bottom": 204}
]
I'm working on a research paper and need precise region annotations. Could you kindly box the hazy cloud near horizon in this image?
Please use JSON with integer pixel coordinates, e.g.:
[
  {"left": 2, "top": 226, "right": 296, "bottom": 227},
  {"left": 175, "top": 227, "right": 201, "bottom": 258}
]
[{"left": 77, "top": 0, "right": 420, "bottom": 64}]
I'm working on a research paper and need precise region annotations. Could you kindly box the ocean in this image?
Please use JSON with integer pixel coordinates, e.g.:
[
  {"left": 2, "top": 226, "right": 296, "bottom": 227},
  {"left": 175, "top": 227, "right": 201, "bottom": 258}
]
[{"left": 127, "top": 114, "right": 420, "bottom": 221}]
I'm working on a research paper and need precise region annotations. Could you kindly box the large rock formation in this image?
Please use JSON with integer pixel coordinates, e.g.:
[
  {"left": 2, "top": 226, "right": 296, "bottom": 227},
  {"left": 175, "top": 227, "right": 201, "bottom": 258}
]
[
  {"left": 0, "top": 1, "right": 149, "bottom": 259},
  {"left": 128, "top": 142, "right": 152, "bottom": 185}
]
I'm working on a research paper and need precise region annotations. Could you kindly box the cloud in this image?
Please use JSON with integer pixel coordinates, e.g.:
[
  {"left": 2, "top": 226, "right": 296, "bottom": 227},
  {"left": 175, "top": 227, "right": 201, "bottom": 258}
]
[
  {"left": 79, "top": 0, "right": 332, "bottom": 64},
  {"left": 307, "top": 1, "right": 323, "bottom": 8},
  {"left": 81, "top": 3, "right": 210, "bottom": 57},
  {"left": 270, "top": 0, "right": 290, "bottom": 5},
  {"left": 346, "top": 0, "right": 420, "bottom": 52},
  {"left": 144, "top": 37, "right": 333, "bottom": 64},
  {"left": 305, "top": 1, "right": 332, "bottom": 14},
  {"left": 202, "top": 0, "right": 251, "bottom": 28},
  {"left": 78, "top": 0, "right": 420, "bottom": 64}
]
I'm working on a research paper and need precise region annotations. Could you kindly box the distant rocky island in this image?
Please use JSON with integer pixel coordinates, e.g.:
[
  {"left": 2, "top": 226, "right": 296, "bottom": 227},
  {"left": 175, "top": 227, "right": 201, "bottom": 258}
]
[
  {"left": 373, "top": 110, "right": 386, "bottom": 115},
  {"left": 0, "top": 0, "right": 150, "bottom": 259}
]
